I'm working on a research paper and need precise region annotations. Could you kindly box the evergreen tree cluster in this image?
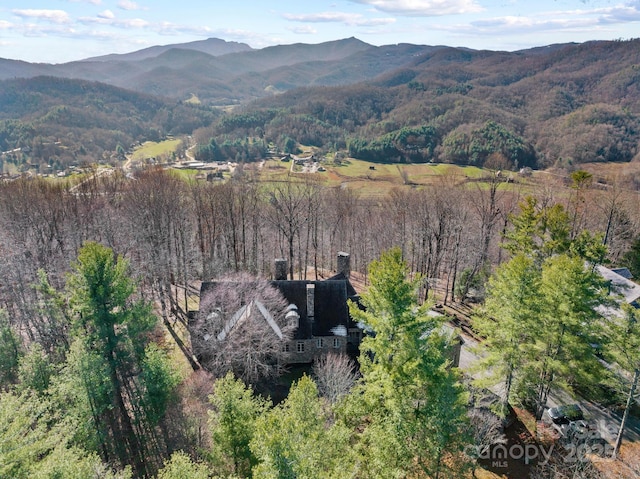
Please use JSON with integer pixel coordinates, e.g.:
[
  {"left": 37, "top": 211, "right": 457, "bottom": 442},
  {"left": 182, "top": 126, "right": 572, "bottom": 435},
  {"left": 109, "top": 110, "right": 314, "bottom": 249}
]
[{"left": 0, "top": 246, "right": 471, "bottom": 478}]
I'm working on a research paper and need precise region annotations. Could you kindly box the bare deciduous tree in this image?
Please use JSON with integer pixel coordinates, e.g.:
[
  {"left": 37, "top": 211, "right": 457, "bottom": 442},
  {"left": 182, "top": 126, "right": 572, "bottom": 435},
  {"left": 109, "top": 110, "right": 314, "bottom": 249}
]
[
  {"left": 529, "top": 454, "right": 604, "bottom": 479},
  {"left": 191, "top": 274, "right": 295, "bottom": 382},
  {"left": 467, "top": 407, "right": 506, "bottom": 477},
  {"left": 265, "top": 180, "right": 312, "bottom": 280},
  {"left": 312, "top": 352, "right": 359, "bottom": 404}
]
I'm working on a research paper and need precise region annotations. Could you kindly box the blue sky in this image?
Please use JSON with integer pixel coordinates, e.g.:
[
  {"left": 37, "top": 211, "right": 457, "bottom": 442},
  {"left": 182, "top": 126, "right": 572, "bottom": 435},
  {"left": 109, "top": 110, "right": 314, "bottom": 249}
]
[{"left": 1, "top": 0, "right": 639, "bottom": 63}]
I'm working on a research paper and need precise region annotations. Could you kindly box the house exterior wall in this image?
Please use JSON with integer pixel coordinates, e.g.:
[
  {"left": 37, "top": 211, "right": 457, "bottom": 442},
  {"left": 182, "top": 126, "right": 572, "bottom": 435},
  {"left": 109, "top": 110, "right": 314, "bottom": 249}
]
[{"left": 284, "top": 335, "right": 348, "bottom": 364}]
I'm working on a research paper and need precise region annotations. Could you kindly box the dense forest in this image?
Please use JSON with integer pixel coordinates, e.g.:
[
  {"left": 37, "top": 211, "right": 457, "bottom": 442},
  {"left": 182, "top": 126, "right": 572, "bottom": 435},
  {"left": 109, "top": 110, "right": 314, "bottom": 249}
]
[
  {"left": 196, "top": 39, "right": 640, "bottom": 169},
  {"left": 1, "top": 165, "right": 639, "bottom": 477}
]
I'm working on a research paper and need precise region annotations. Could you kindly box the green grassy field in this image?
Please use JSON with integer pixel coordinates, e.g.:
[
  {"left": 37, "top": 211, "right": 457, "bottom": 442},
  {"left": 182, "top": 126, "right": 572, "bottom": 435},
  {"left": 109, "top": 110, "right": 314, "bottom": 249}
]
[
  {"left": 251, "top": 158, "right": 507, "bottom": 198},
  {"left": 131, "top": 139, "right": 183, "bottom": 162},
  {"left": 165, "top": 151, "right": 579, "bottom": 199},
  {"left": 169, "top": 168, "right": 202, "bottom": 181}
]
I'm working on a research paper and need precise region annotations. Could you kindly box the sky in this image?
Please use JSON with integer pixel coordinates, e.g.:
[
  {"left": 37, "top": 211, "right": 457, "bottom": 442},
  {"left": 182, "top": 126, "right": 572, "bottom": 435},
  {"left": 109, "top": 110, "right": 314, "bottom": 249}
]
[{"left": 0, "top": 0, "right": 639, "bottom": 64}]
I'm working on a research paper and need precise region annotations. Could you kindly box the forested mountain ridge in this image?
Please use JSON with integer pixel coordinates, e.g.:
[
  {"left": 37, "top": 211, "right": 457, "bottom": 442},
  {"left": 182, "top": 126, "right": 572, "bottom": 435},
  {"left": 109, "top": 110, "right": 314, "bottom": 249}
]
[
  {"left": 0, "top": 76, "right": 217, "bottom": 169},
  {"left": 201, "top": 38, "right": 640, "bottom": 168},
  {"left": 0, "top": 37, "right": 376, "bottom": 103},
  {"left": 82, "top": 37, "right": 253, "bottom": 62},
  {"left": 2, "top": 37, "right": 640, "bottom": 170}
]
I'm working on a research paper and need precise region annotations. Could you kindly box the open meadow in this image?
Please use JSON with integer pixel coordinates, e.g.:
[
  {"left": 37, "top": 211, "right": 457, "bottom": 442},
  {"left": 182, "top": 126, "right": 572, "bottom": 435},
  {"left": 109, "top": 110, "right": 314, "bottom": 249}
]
[{"left": 254, "top": 157, "right": 562, "bottom": 199}]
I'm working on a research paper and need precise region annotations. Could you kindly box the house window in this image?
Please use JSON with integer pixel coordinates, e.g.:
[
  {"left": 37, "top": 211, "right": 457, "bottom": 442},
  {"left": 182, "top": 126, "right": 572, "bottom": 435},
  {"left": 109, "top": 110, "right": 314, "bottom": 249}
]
[
  {"left": 282, "top": 343, "right": 290, "bottom": 353},
  {"left": 333, "top": 338, "right": 340, "bottom": 349},
  {"left": 297, "top": 341, "right": 305, "bottom": 353},
  {"left": 316, "top": 338, "right": 324, "bottom": 349}
]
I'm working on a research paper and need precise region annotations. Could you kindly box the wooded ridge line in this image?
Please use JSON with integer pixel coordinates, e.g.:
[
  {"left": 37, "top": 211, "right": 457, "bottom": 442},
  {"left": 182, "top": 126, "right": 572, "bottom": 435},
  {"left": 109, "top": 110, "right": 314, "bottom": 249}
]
[{"left": 1, "top": 37, "right": 639, "bottom": 173}]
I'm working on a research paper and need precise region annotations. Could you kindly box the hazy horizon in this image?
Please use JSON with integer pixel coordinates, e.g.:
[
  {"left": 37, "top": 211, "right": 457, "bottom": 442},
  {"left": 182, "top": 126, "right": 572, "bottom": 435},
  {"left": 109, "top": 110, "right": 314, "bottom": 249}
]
[{"left": 0, "top": 0, "right": 639, "bottom": 64}]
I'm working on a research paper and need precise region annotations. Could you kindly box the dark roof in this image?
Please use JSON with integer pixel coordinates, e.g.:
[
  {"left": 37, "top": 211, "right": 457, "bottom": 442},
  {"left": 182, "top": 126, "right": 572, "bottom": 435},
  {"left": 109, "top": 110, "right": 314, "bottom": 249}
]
[
  {"left": 327, "top": 271, "right": 358, "bottom": 298},
  {"left": 270, "top": 279, "right": 351, "bottom": 339},
  {"left": 199, "top": 278, "right": 357, "bottom": 341},
  {"left": 611, "top": 267, "right": 633, "bottom": 280}
]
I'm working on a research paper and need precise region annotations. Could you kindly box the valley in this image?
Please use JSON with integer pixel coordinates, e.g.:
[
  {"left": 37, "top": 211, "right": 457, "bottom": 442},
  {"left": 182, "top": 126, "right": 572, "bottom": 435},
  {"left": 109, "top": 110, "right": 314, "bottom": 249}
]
[{"left": 1, "top": 34, "right": 640, "bottom": 479}]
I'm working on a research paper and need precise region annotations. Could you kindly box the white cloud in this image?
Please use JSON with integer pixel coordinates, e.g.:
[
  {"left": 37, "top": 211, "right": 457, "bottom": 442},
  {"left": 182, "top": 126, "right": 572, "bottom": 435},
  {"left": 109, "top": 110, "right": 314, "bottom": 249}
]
[
  {"left": 118, "top": 0, "right": 143, "bottom": 11},
  {"left": 288, "top": 25, "right": 318, "bottom": 34},
  {"left": 12, "top": 9, "right": 71, "bottom": 24},
  {"left": 119, "top": 18, "right": 149, "bottom": 28},
  {"left": 596, "top": 3, "right": 640, "bottom": 23},
  {"left": 283, "top": 11, "right": 396, "bottom": 27},
  {"left": 22, "top": 24, "right": 77, "bottom": 38},
  {"left": 470, "top": 15, "right": 591, "bottom": 32},
  {"left": 84, "top": 30, "right": 120, "bottom": 40},
  {"left": 156, "top": 22, "right": 212, "bottom": 36},
  {"left": 347, "top": 0, "right": 483, "bottom": 16},
  {"left": 454, "top": 2, "right": 640, "bottom": 37},
  {"left": 0, "top": 20, "right": 14, "bottom": 29},
  {"left": 98, "top": 10, "right": 115, "bottom": 20},
  {"left": 68, "top": 0, "right": 102, "bottom": 4},
  {"left": 79, "top": 14, "right": 150, "bottom": 29}
]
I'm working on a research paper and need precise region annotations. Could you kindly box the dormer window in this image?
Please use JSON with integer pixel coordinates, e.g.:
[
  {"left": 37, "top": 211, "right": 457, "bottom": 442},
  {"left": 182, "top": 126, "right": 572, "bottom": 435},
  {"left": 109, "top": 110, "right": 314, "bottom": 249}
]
[{"left": 285, "top": 304, "right": 300, "bottom": 329}]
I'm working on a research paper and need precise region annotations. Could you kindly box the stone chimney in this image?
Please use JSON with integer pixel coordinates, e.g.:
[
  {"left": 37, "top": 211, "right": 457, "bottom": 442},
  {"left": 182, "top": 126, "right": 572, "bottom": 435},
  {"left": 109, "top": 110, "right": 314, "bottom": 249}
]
[
  {"left": 275, "top": 258, "right": 288, "bottom": 280},
  {"left": 306, "top": 283, "right": 315, "bottom": 320},
  {"left": 337, "top": 252, "right": 351, "bottom": 279}
]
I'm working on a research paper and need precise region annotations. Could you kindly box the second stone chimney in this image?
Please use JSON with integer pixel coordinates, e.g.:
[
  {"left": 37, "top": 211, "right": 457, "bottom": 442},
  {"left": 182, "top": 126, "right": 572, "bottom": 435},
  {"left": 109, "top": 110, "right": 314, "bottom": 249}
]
[
  {"left": 337, "top": 252, "right": 351, "bottom": 279},
  {"left": 275, "top": 258, "right": 288, "bottom": 280}
]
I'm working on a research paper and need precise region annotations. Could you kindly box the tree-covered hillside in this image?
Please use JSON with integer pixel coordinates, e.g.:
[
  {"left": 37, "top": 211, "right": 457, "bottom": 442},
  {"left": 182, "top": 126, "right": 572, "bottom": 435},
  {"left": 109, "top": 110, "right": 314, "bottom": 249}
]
[
  {"left": 2, "top": 38, "right": 640, "bottom": 170},
  {"left": 0, "top": 76, "right": 217, "bottom": 169},
  {"left": 200, "top": 39, "right": 640, "bottom": 168}
]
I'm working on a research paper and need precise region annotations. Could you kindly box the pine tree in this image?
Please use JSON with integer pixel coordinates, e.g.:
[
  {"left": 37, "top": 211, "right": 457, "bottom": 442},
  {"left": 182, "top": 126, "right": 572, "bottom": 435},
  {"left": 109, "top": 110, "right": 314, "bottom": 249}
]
[
  {"left": 605, "top": 304, "right": 640, "bottom": 458},
  {"left": 622, "top": 235, "right": 640, "bottom": 279},
  {"left": 480, "top": 201, "right": 609, "bottom": 418},
  {"left": 251, "top": 375, "right": 352, "bottom": 479},
  {"left": 346, "top": 248, "right": 470, "bottom": 478},
  {"left": 0, "top": 310, "right": 21, "bottom": 389},
  {"left": 0, "top": 390, "right": 130, "bottom": 479},
  {"left": 208, "top": 371, "right": 269, "bottom": 477},
  {"left": 156, "top": 451, "right": 210, "bottom": 479},
  {"left": 529, "top": 254, "right": 606, "bottom": 419},
  {"left": 64, "top": 242, "right": 176, "bottom": 475},
  {"left": 473, "top": 254, "right": 540, "bottom": 415}
]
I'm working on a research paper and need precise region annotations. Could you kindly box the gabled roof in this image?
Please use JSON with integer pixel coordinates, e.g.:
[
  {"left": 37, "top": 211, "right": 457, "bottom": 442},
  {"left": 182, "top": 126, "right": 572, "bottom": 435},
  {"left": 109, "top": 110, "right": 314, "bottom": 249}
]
[
  {"left": 199, "top": 277, "right": 358, "bottom": 341},
  {"left": 611, "top": 267, "right": 633, "bottom": 280},
  {"left": 216, "top": 300, "right": 283, "bottom": 341},
  {"left": 327, "top": 271, "right": 358, "bottom": 298},
  {"left": 597, "top": 265, "right": 640, "bottom": 306}
]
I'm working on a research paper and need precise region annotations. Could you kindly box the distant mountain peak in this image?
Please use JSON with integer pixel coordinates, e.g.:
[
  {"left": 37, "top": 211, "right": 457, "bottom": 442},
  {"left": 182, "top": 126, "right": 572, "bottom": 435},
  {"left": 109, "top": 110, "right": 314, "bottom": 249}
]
[{"left": 81, "top": 37, "right": 253, "bottom": 63}]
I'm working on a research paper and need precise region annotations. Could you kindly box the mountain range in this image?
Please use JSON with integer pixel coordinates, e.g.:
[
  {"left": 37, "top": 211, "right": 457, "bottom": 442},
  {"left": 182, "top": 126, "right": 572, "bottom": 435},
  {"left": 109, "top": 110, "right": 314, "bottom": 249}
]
[
  {"left": 0, "top": 37, "right": 444, "bottom": 104},
  {"left": 1, "top": 36, "right": 639, "bottom": 172}
]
